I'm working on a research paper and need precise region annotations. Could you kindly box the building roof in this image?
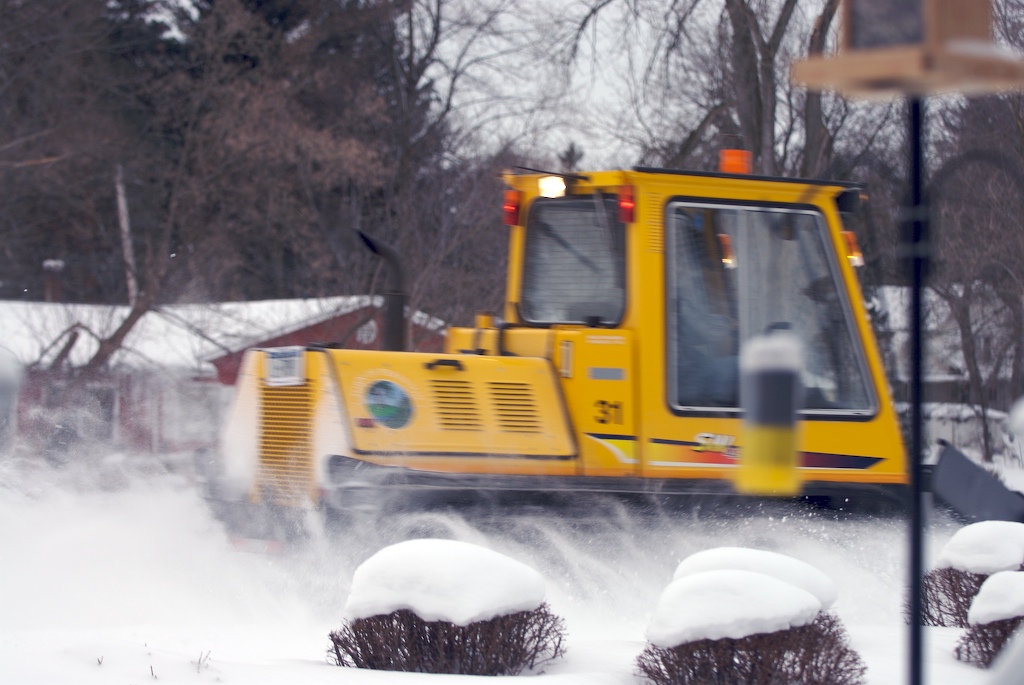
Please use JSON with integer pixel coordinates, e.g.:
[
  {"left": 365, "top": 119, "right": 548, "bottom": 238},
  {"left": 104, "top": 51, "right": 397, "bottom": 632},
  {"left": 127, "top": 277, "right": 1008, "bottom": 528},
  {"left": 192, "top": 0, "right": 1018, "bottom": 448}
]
[{"left": 0, "top": 297, "right": 445, "bottom": 376}]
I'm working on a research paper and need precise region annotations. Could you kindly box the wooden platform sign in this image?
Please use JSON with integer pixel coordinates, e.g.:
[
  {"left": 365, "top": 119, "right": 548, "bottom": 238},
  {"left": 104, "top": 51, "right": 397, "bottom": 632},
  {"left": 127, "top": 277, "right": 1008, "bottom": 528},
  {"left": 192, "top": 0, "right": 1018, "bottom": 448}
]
[{"left": 792, "top": 0, "right": 1024, "bottom": 96}]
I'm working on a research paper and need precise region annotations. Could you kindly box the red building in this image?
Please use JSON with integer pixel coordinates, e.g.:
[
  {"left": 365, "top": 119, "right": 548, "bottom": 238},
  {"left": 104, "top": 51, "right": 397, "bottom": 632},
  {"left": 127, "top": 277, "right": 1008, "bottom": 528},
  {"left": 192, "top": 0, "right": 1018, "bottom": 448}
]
[
  {"left": 207, "top": 301, "right": 445, "bottom": 385},
  {"left": 0, "top": 298, "right": 446, "bottom": 456}
]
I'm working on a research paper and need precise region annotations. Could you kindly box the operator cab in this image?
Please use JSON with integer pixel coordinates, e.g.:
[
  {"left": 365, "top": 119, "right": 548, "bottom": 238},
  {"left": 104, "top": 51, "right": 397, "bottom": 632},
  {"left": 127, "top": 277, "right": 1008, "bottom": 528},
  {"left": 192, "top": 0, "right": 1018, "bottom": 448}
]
[
  {"left": 465, "top": 166, "right": 905, "bottom": 492},
  {"left": 507, "top": 172, "right": 874, "bottom": 418}
]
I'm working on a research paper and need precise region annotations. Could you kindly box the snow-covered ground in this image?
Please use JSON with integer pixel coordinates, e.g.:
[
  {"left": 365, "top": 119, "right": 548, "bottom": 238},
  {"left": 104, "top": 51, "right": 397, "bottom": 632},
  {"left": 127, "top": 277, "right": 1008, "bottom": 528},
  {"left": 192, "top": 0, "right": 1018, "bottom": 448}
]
[{"left": 0, "top": 451, "right": 1014, "bottom": 684}]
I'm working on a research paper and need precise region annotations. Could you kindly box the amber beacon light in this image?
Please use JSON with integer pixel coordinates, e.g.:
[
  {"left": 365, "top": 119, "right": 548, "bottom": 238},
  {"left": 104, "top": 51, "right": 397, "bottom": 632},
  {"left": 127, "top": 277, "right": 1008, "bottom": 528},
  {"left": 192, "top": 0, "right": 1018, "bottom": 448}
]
[{"left": 719, "top": 149, "right": 752, "bottom": 174}]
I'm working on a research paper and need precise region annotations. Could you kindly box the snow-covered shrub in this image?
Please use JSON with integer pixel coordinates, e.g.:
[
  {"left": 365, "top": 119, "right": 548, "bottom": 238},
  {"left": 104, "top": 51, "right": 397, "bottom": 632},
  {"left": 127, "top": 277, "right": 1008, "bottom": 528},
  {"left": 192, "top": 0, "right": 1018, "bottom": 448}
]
[
  {"left": 956, "top": 618, "right": 1023, "bottom": 669},
  {"left": 956, "top": 571, "right": 1024, "bottom": 668},
  {"left": 637, "top": 612, "right": 865, "bottom": 685},
  {"left": 672, "top": 547, "right": 838, "bottom": 607},
  {"left": 328, "top": 604, "right": 565, "bottom": 674},
  {"left": 327, "top": 538, "right": 566, "bottom": 675},
  {"left": 920, "top": 521, "right": 1024, "bottom": 627},
  {"left": 636, "top": 550, "right": 865, "bottom": 685}
]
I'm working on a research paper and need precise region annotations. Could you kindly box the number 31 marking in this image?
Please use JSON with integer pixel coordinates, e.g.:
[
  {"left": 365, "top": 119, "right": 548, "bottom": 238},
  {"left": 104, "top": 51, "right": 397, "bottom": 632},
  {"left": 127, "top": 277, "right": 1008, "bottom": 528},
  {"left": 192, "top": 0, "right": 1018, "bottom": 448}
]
[{"left": 595, "top": 400, "right": 623, "bottom": 424}]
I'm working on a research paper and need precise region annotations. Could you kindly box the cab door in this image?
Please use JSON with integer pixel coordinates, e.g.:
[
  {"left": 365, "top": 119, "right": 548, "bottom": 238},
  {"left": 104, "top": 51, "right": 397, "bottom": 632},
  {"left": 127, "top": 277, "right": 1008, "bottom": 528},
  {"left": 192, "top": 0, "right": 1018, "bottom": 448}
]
[
  {"left": 553, "top": 328, "right": 638, "bottom": 477},
  {"left": 635, "top": 178, "right": 906, "bottom": 488}
]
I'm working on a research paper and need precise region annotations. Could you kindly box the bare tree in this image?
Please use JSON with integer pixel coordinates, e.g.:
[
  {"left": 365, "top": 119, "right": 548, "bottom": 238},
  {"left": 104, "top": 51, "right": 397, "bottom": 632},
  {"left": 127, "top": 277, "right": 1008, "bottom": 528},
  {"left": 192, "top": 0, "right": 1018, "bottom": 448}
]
[
  {"left": 928, "top": 134, "right": 1024, "bottom": 460},
  {"left": 550, "top": 0, "right": 877, "bottom": 176}
]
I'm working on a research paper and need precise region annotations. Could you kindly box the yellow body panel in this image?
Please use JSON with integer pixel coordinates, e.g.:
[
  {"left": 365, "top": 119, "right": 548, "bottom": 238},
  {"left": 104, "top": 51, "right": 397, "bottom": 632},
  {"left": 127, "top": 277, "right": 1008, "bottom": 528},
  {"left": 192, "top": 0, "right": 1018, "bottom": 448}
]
[
  {"left": 553, "top": 329, "right": 637, "bottom": 476},
  {"left": 446, "top": 326, "right": 639, "bottom": 476},
  {"left": 235, "top": 167, "right": 908, "bottom": 508},
  {"left": 327, "top": 348, "right": 575, "bottom": 460},
  {"left": 447, "top": 326, "right": 556, "bottom": 358}
]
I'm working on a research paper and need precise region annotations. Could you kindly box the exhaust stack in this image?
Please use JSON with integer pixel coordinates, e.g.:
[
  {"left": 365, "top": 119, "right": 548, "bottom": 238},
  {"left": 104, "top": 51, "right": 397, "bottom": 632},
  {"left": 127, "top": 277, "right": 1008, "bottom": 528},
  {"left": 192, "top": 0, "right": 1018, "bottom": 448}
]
[{"left": 356, "top": 230, "right": 407, "bottom": 352}]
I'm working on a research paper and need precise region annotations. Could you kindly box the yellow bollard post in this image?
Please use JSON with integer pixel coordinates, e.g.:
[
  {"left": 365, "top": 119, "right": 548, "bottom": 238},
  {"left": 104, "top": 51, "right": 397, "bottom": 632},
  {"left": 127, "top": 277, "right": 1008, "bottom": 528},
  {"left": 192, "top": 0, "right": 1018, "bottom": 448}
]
[{"left": 735, "top": 332, "right": 804, "bottom": 497}]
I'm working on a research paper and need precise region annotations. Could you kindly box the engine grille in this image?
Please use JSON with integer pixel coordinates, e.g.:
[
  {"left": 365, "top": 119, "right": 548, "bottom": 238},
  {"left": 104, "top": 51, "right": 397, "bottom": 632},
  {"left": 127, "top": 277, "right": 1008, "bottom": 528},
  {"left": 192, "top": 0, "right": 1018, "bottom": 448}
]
[
  {"left": 427, "top": 379, "right": 543, "bottom": 434},
  {"left": 258, "top": 383, "right": 314, "bottom": 506},
  {"left": 489, "top": 382, "right": 542, "bottom": 433},
  {"left": 430, "top": 379, "right": 482, "bottom": 431}
]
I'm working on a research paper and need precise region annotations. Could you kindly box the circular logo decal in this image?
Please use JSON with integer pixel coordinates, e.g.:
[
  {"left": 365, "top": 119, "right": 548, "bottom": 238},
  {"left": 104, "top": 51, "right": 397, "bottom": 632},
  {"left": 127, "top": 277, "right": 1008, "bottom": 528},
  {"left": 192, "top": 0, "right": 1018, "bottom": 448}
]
[{"left": 365, "top": 380, "right": 413, "bottom": 429}]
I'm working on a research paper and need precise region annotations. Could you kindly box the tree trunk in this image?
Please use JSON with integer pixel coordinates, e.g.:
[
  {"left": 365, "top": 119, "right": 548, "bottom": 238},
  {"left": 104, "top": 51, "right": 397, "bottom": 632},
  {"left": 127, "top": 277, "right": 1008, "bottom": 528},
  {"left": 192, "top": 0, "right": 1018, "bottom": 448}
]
[
  {"left": 115, "top": 163, "right": 138, "bottom": 306},
  {"left": 724, "top": 0, "right": 764, "bottom": 170},
  {"left": 723, "top": 0, "right": 798, "bottom": 175},
  {"left": 800, "top": 0, "right": 840, "bottom": 178},
  {"left": 949, "top": 291, "right": 995, "bottom": 462}
]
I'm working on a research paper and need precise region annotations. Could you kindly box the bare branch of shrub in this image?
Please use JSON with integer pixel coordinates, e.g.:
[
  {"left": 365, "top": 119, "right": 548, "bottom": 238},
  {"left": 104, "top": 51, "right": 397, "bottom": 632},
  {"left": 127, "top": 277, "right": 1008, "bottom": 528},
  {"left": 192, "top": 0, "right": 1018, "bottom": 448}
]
[
  {"left": 914, "top": 564, "right": 1024, "bottom": 627},
  {"left": 955, "top": 617, "right": 1024, "bottom": 668},
  {"left": 327, "top": 603, "right": 566, "bottom": 675},
  {"left": 917, "top": 567, "right": 988, "bottom": 627},
  {"left": 193, "top": 651, "right": 211, "bottom": 674},
  {"left": 636, "top": 612, "right": 866, "bottom": 685}
]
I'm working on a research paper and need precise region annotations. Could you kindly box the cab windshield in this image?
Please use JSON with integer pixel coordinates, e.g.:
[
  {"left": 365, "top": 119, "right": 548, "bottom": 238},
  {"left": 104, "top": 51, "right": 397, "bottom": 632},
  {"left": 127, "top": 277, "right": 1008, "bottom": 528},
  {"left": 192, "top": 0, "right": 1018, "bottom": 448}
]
[
  {"left": 666, "top": 201, "right": 874, "bottom": 415},
  {"left": 520, "top": 195, "right": 626, "bottom": 325}
]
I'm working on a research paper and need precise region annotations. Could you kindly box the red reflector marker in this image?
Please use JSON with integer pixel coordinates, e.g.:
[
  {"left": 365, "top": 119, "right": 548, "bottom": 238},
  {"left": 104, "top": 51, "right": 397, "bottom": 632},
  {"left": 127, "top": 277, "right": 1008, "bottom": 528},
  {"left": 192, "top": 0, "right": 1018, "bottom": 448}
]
[
  {"left": 618, "top": 186, "right": 635, "bottom": 223},
  {"left": 356, "top": 417, "right": 376, "bottom": 428},
  {"left": 503, "top": 189, "right": 521, "bottom": 226}
]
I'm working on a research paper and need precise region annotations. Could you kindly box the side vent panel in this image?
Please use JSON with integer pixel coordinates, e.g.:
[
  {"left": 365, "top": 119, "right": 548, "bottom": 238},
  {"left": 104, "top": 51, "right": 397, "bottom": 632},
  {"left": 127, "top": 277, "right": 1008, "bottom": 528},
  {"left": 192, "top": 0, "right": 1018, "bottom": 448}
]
[
  {"left": 430, "top": 379, "right": 483, "bottom": 431},
  {"left": 490, "top": 382, "right": 542, "bottom": 433}
]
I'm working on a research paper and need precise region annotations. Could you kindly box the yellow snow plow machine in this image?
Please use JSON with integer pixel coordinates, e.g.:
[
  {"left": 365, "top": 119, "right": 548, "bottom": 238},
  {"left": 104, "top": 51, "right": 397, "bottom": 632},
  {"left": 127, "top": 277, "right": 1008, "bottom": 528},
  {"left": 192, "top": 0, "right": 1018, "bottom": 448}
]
[{"left": 202, "top": 164, "right": 930, "bottom": 535}]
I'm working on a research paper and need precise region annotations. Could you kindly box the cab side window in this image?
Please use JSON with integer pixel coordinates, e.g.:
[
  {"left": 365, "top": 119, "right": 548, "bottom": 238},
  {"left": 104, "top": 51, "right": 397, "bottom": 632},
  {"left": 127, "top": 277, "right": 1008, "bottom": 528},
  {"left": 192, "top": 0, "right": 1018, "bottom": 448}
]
[{"left": 667, "top": 201, "right": 873, "bottom": 415}]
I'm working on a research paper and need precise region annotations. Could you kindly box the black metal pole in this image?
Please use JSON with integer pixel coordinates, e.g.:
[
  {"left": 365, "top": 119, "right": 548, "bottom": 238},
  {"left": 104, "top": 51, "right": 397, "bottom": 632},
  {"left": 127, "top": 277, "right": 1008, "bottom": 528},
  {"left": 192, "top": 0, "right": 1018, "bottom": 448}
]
[{"left": 906, "top": 96, "right": 928, "bottom": 685}]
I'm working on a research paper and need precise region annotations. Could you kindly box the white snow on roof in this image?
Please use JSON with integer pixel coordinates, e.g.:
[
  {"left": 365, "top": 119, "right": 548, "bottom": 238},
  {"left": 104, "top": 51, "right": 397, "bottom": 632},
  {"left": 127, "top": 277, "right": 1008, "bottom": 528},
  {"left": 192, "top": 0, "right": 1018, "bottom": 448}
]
[
  {"left": 1010, "top": 398, "right": 1024, "bottom": 438},
  {"left": 343, "top": 539, "right": 546, "bottom": 626},
  {"left": 968, "top": 571, "right": 1024, "bottom": 626},
  {"left": 896, "top": 402, "right": 1009, "bottom": 422},
  {"left": 158, "top": 296, "right": 380, "bottom": 357},
  {"left": 0, "top": 296, "right": 444, "bottom": 373},
  {"left": 936, "top": 521, "right": 1024, "bottom": 575},
  {"left": 874, "top": 285, "right": 1016, "bottom": 382},
  {"left": 646, "top": 569, "right": 821, "bottom": 647},
  {"left": 673, "top": 547, "right": 837, "bottom": 609},
  {"left": 947, "top": 39, "right": 1024, "bottom": 61}
]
